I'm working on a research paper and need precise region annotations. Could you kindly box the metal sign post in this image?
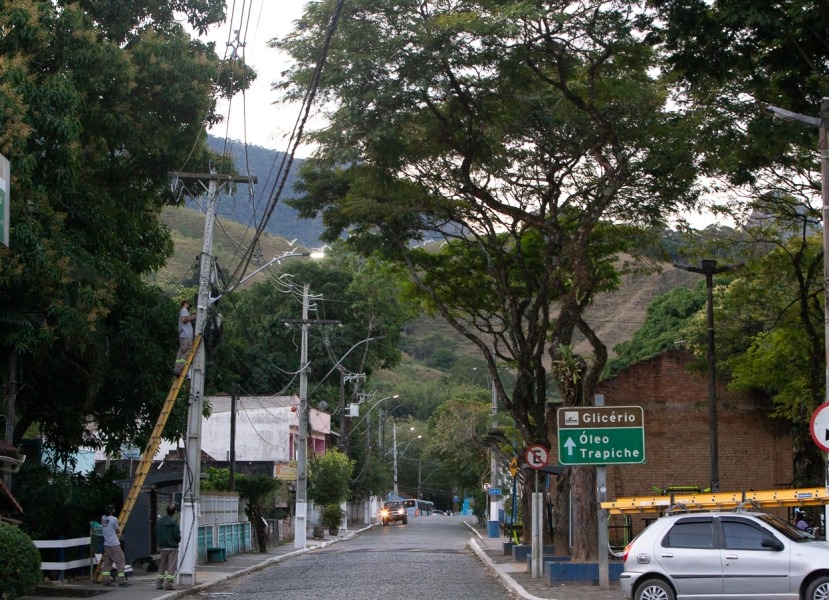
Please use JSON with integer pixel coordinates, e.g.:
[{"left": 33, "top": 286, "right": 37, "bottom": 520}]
[{"left": 524, "top": 445, "right": 548, "bottom": 579}]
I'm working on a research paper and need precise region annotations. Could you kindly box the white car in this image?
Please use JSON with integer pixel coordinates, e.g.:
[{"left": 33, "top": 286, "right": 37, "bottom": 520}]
[{"left": 621, "top": 511, "right": 829, "bottom": 600}]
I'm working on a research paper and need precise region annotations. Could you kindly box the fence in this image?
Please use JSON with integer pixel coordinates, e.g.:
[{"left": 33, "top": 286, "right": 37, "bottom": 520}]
[{"left": 33, "top": 536, "right": 133, "bottom": 582}]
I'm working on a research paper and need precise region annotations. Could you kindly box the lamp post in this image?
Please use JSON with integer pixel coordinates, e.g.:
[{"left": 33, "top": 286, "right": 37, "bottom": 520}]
[
  {"left": 674, "top": 259, "right": 741, "bottom": 493},
  {"left": 392, "top": 422, "right": 421, "bottom": 500},
  {"left": 766, "top": 97, "right": 829, "bottom": 532}
]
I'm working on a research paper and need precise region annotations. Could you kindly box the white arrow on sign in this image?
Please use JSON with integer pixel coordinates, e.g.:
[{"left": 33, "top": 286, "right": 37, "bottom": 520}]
[{"left": 563, "top": 437, "right": 576, "bottom": 456}]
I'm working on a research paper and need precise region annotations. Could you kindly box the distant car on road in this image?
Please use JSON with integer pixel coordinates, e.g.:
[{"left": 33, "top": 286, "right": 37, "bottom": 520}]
[
  {"left": 621, "top": 510, "right": 829, "bottom": 600},
  {"left": 380, "top": 501, "right": 408, "bottom": 526}
]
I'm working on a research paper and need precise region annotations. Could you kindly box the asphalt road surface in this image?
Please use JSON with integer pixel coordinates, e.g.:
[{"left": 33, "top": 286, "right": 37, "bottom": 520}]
[{"left": 200, "top": 514, "right": 512, "bottom": 600}]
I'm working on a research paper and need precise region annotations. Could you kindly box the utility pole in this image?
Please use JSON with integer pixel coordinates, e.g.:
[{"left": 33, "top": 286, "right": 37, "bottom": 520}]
[
  {"left": 392, "top": 422, "right": 399, "bottom": 500},
  {"left": 281, "top": 285, "right": 340, "bottom": 549},
  {"left": 173, "top": 168, "right": 256, "bottom": 586},
  {"left": 229, "top": 384, "right": 239, "bottom": 492},
  {"left": 673, "top": 259, "right": 741, "bottom": 493}
]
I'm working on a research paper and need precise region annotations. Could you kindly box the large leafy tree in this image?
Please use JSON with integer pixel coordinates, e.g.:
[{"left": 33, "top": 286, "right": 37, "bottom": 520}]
[
  {"left": 0, "top": 0, "right": 253, "bottom": 460},
  {"left": 277, "top": 0, "right": 698, "bottom": 558},
  {"left": 650, "top": 0, "right": 828, "bottom": 182}
]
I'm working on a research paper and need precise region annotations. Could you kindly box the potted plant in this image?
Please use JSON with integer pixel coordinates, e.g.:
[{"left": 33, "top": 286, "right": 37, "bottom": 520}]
[{"left": 320, "top": 503, "right": 345, "bottom": 536}]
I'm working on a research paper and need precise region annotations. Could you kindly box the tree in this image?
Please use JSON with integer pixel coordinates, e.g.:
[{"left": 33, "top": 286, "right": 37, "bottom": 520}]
[
  {"left": 309, "top": 449, "right": 354, "bottom": 532},
  {"left": 0, "top": 0, "right": 254, "bottom": 460},
  {"left": 651, "top": 0, "right": 828, "bottom": 182},
  {"left": 202, "top": 467, "right": 283, "bottom": 552},
  {"left": 208, "top": 250, "right": 413, "bottom": 414},
  {"left": 277, "top": 0, "right": 698, "bottom": 559},
  {"left": 425, "top": 389, "right": 492, "bottom": 494},
  {"left": 689, "top": 197, "right": 825, "bottom": 477},
  {"left": 650, "top": 0, "right": 829, "bottom": 482},
  {"left": 235, "top": 473, "right": 284, "bottom": 552}
]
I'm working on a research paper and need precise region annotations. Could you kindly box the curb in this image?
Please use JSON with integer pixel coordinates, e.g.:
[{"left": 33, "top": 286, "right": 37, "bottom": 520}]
[{"left": 464, "top": 521, "right": 549, "bottom": 600}]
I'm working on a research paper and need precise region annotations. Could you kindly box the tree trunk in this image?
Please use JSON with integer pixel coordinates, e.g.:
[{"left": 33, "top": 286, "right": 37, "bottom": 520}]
[{"left": 249, "top": 506, "right": 268, "bottom": 552}]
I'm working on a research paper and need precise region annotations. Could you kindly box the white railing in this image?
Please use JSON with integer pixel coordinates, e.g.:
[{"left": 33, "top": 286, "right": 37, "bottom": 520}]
[{"left": 33, "top": 537, "right": 131, "bottom": 581}]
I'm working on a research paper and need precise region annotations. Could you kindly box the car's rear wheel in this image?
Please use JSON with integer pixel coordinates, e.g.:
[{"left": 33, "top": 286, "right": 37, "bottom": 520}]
[
  {"left": 806, "top": 575, "right": 829, "bottom": 600},
  {"left": 634, "top": 578, "right": 674, "bottom": 600},
  {"left": 402, "top": 518, "right": 408, "bottom": 525}
]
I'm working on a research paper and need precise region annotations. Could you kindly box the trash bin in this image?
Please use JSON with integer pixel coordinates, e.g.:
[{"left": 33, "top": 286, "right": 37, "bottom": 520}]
[{"left": 90, "top": 521, "right": 104, "bottom": 554}]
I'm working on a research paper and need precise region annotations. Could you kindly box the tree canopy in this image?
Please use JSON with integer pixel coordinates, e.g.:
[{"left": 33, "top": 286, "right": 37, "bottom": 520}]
[{"left": 0, "top": 0, "right": 253, "bottom": 459}]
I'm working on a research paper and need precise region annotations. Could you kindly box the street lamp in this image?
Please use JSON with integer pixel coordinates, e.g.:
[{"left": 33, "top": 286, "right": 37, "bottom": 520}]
[
  {"left": 392, "top": 422, "right": 421, "bottom": 500},
  {"left": 673, "top": 260, "right": 741, "bottom": 492},
  {"left": 766, "top": 97, "right": 829, "bottom": 530}
]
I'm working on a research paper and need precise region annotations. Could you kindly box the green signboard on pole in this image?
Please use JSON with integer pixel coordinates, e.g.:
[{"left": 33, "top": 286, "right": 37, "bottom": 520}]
[
  {"left": 0, "top": 154, "right": 8, "bottom": 247},
  {"left": 556, "top": 406, "right": 645, "bottom": 465}
]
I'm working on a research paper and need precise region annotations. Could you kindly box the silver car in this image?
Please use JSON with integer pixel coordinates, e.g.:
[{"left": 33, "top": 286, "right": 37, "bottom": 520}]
[{"left": 620, "top": 511, "right": 829, "bottom": 600}]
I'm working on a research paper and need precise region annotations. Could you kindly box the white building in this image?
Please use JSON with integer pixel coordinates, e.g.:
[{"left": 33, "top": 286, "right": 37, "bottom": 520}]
[{"left": 155, "top": 394, "right": 331, "bottom": 465}]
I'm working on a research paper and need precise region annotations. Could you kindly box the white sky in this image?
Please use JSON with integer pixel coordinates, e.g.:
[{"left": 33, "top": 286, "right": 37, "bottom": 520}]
[{"left": 205, "top": 1, "right": 312, "bottom": 156}]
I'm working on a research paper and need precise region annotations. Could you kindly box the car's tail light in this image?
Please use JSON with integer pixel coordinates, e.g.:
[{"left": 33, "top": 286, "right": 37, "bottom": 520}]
[{"left": 622, "top": 542, "right": 632, "bottom": 563}]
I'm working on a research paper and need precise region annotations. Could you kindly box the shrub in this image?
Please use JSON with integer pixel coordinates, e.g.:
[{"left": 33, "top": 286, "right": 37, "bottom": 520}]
[
  {"left": 0, "top": 522, "right": 41, "bottom": 599},
  {"left": 320, "top": 503, "right": 344, "bottom": 531}
]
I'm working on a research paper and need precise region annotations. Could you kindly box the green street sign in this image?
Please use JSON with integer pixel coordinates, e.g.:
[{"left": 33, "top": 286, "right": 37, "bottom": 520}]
[{"left": 556, "top": 406, "right": 645, "bottom": 465}]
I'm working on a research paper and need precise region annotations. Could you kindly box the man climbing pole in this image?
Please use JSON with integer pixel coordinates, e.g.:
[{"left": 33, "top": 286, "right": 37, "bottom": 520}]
[{"left": 173, "top": 299, "right": 196, "bottom": 376}]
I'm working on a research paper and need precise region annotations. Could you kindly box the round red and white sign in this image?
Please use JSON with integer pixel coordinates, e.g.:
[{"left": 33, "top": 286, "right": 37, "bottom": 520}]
[
  {"left": 809, "top": 403, "right": 829, "bottom": 452},
  {"left": 524, "top": 444, "right": 549, "bottom": 470}
]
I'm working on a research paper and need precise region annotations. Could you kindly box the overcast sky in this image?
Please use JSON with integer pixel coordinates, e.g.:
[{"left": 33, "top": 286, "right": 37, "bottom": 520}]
[{"left": 205, "top": 1, "right": 312, "bottom": 156}]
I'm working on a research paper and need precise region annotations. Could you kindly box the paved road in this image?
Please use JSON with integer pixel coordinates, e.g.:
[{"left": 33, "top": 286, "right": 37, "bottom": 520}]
[{"left": 202, "top": 516, "right": 512, "bottom": 600}]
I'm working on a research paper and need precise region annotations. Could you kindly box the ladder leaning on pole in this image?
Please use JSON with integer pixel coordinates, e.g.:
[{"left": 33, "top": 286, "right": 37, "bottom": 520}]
[{"left": 94, "top": 335, "right": 202, "bottom": 582}]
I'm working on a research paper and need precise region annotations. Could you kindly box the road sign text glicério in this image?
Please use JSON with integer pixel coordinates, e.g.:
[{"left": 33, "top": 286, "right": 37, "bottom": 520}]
[{"left": 556, "top": 406, "right": 645, "bottom": 466}]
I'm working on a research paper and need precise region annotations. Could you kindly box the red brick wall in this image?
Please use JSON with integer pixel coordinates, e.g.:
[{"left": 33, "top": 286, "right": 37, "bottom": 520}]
[{"left": 562, "top": 350, "right": 792, "bottom": 499}]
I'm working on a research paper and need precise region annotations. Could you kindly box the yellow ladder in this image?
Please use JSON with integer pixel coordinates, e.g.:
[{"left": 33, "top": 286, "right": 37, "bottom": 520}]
[
  {"left": 602, "top": 486, "right": 829, "bottom": 515},
  {"left": 95, "top": 335, "right": 201, "bottom": 581}
]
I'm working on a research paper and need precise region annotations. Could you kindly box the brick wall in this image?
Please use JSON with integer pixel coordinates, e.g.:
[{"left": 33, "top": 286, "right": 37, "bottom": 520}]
[{"left": 587, "top": 350, "right": 793, "bottom": 499}]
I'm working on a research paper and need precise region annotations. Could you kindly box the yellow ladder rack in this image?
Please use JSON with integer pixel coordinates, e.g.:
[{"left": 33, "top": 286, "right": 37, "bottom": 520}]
[
  {"left": 95, "top": 335, "right": 201, "bottom": 581},
  {"left": 602, "top": 486, "right": 829, "bottom": 515}
]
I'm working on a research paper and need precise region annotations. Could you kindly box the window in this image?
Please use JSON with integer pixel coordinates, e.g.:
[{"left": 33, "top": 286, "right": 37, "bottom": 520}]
[
  {"left": 662, "top": 519, "right": 715, "bottom": 549},
  {"left": 722, "top": 520, "right": 776, "bottom": 551}
]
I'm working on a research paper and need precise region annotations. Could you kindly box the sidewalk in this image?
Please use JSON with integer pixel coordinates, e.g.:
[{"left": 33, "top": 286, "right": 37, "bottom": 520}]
[
  {"left": 20, "top": 532, "right": 350, "bottom": 600},
  {"left": 22, "top": 522, "right": 623, "bottom": 600},
  {"left": 465, "top": 522, "right": 623, "bottom": 600}
]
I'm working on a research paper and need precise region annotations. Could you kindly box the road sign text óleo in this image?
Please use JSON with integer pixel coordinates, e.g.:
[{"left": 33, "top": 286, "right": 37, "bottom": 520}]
[{"left": 556, "top": 406, "right": 645, "bottom": 465}]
